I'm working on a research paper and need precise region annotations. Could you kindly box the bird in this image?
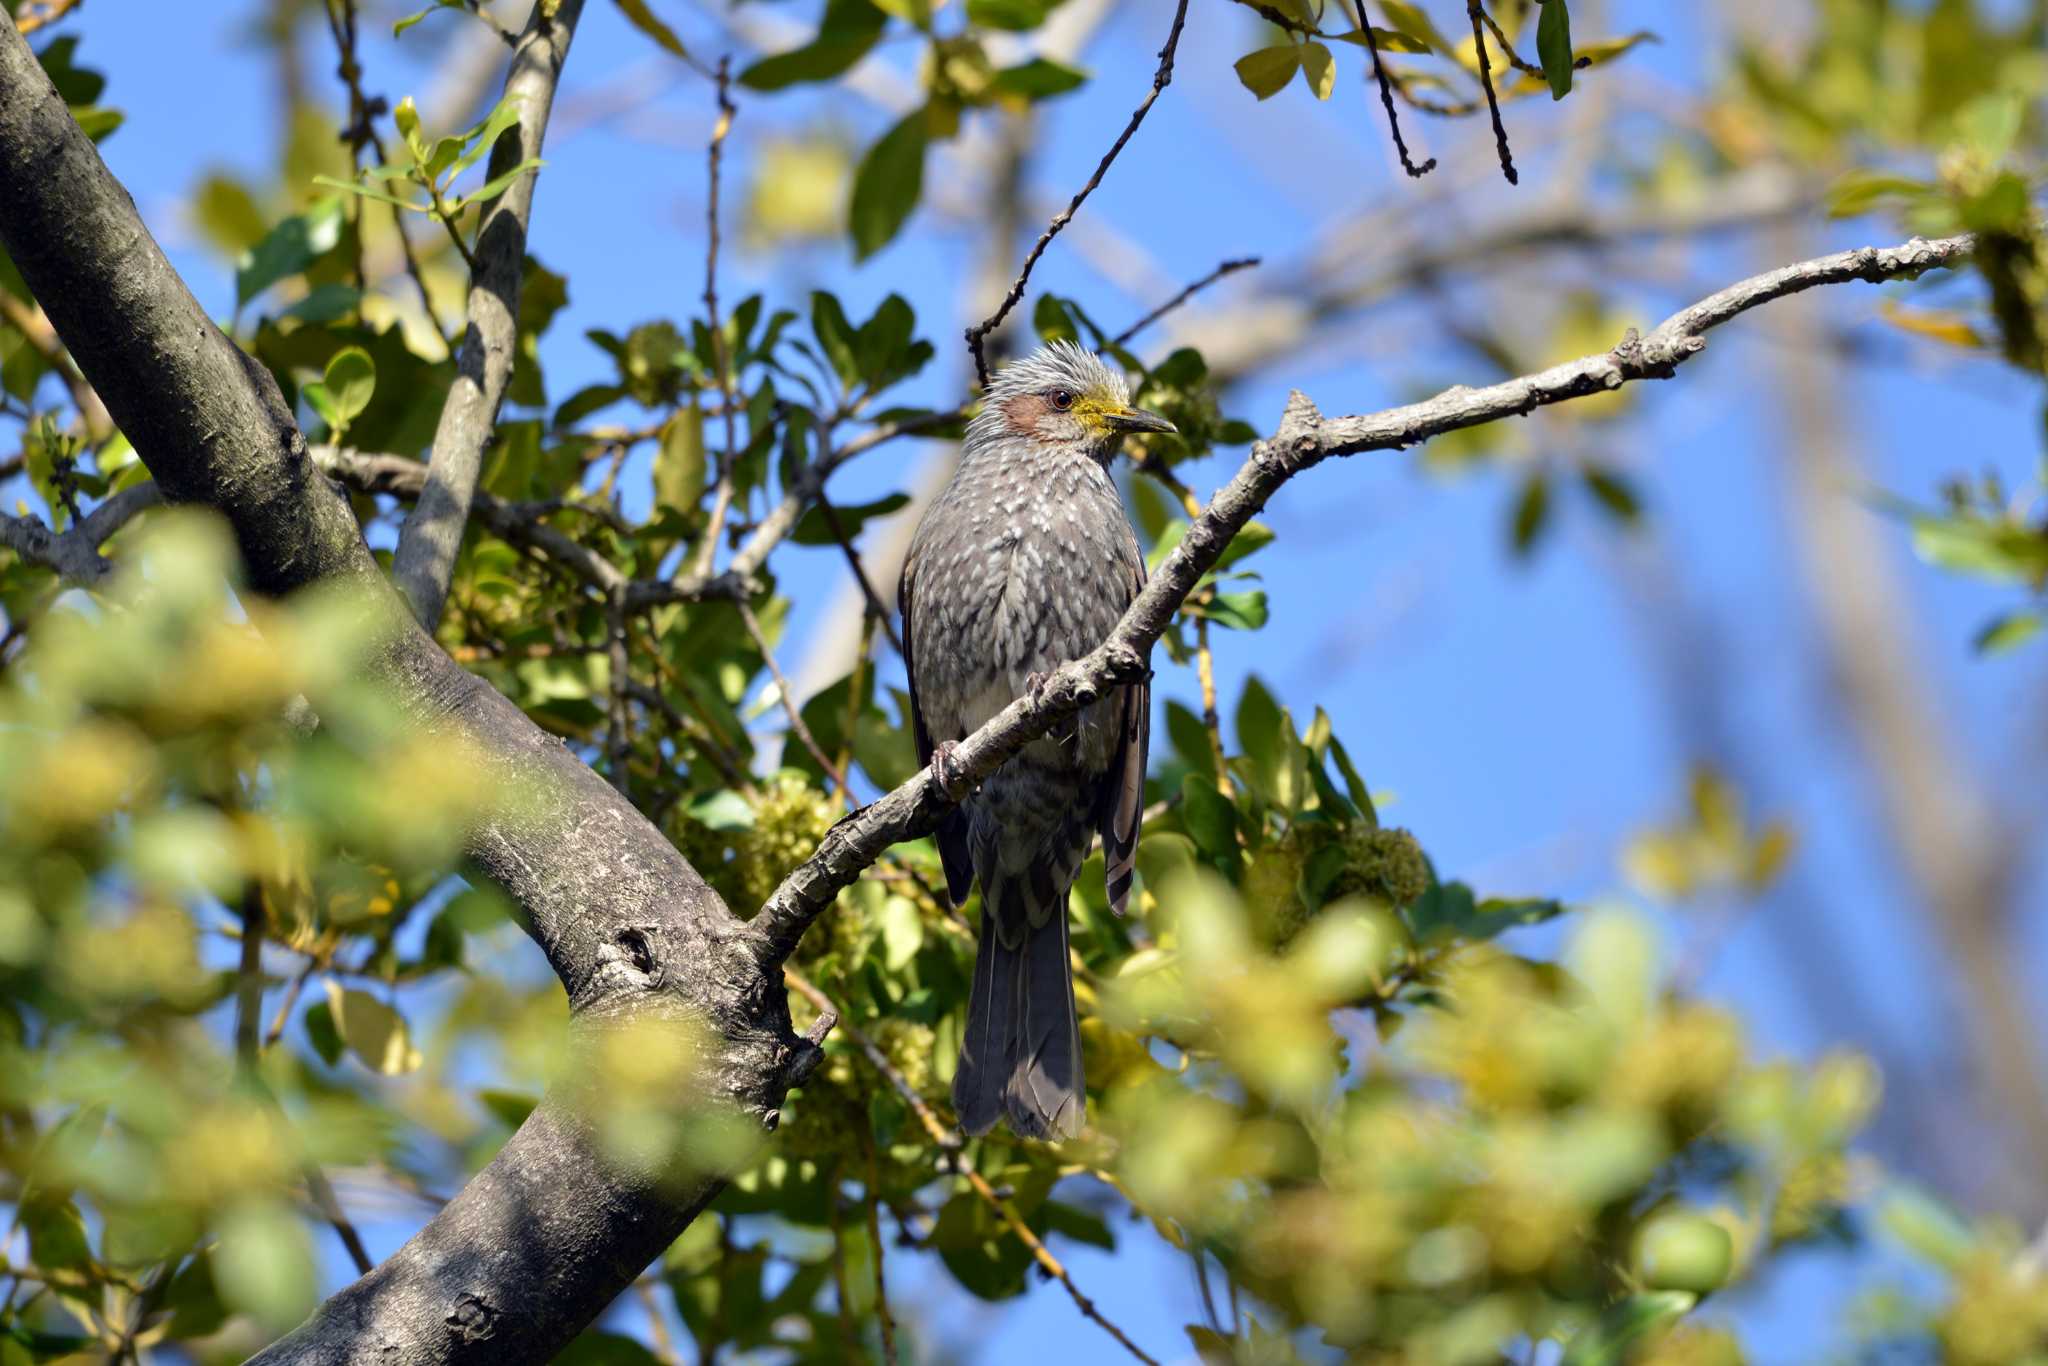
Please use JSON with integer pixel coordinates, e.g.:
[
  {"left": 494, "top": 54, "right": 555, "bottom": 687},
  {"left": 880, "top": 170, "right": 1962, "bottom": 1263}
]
[{"left": 899, "top": 340, "right": 1172, "bottom": 1140}]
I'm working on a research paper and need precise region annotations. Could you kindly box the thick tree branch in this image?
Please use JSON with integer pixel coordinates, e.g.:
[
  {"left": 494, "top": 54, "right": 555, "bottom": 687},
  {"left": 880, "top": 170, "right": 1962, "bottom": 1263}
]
[
  {"left": 0, "top": 16, "right": 820, "bottom": 1361},
  {"left": 750, "top": 230, "right": 1976, "bottom": 962},
  {"left": 392, "top": 0, "right": 585, "bottom": 631}
]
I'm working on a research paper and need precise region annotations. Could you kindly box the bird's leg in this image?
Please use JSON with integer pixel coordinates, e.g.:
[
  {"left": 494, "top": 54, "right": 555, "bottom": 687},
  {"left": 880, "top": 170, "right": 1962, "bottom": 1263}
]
[
  {"left": 930, "top": 740, "right": 970, "bottom": 802},
  {"left": 1023, "top": 669, "right": 1053, "bottom": 703}
]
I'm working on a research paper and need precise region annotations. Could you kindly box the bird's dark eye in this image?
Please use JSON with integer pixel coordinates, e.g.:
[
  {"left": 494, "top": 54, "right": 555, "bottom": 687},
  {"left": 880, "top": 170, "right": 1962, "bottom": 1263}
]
[{"left": 1048, "top": 389, "right": 1075, "bottom": 411}]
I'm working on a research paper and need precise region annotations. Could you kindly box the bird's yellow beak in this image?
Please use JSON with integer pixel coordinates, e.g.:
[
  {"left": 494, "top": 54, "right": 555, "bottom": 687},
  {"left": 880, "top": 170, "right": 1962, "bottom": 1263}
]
[{"left": 1101, "top": 405, "right": 1177, "bottom": 435}]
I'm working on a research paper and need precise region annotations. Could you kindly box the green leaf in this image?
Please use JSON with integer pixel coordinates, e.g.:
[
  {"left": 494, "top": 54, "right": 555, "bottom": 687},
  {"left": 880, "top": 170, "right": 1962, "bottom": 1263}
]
[
  {"left": 1973, "top": 609, "right": 2042, "bottom": 654},
  {"left": 738, "top": 0, "right": 888, "bottom": 90},
  {"left": 1560, "top": 1291, "right": 1697, "bottom": 1366},
  {"left": 1824, "top": 171, "right": 1931, "bottom": 219},
  {"left": 235, "top": 199, "right": 346, "bottom": 309},
  {"left": 451, "top": 155, "right": 544, "bottom": 211},
  {"left": 394, "top": 0, "right": 467, "bottom": 36},
  {"left": 303, "top": 999, "right": 344, "bottom": 1066},
  {"left": 1197, "top": 589, "right": 1269, "bottom": 631},
  {"left": 612, "top": 0, "right": 696, "bottom": 64},
  {"left": 1180, "top": 774, "right": 1239, "bottom": 862},
  {"left": 394, "top": 95, "right": 427, "bottom": 166},
  {"left": 849, "top": 107, "right": 930, "bottom": 260},
  {"left": 1215, "top": 521, "right": 1276, "bottom": 570},
  {"left": 854, "top": 292, "right": 921, "bottom": 386},
  {"left": 323, "top": 347, "right": 376, "bottom": 428},
  {"left": 282, "top": 283, "right": 361, "bottom": 324},
  {"left": 478, "top": 1088, "right": 539, "bottom": 1129},
  {"left": 655, "top": 403, "right": 706, "bottom": 514},
  {"left": 325, "top": 981, "right": 423, "bottom": 1074},
  {"left": 1537, "top": 0, "right": 1574, "bottom": 99},
  {"left": 1039, "top": 1199, "right": 1115, "bottom": 1250},
  {"left": 555, "top": 1332, "right": 666, "bottom": 1366},
  {"left": 1235, "top": 675, "right": 1282, "bottom": 776},
  {"left": 23, "top": 1197, "right": 92, "bottom": 1272},
  {"left": 1911, "top": 515, "right": 2048, "bottom": 585},
  {"left": 1234, "top": 45, "right": 1300, "bottom": 101},
  {"left": 811, "top": 291, "right": 862, "bottom": 387},
  {"left": 967, "top": 0, "right": 1064, "bottom": 29},
  {"left": 986, "top": 57, "right": 1088, "bottom": 101},
  {"left": 448, "top": 93, "right": 529, "bottom": 183},
  {"left": 1408, "top": 879, "right": 1564, "bottom": 945},
  {"left": 1326, "top": 732, "right": 1377, "bottom": 826},
  {"left": 1511, "top": 471, "right": 1551, "bottom": 555},
  {"left": 1298, "top": 41, "right": 1335, "bottom": 99},
  {"left": 1581, "top": 465, "right": 1641, "bottom": 523},
  {"left": 686, "top": 788, "right": 755, "bottom": 832},
  {"left": 312, "top": 173, "right": 425, "bottom": 212},
  {"left": 880, "top": 894, "right": 923, "bottom": 969},
  {"left": 1376, "top": 0, "right": 1453, "bottom": 52}
]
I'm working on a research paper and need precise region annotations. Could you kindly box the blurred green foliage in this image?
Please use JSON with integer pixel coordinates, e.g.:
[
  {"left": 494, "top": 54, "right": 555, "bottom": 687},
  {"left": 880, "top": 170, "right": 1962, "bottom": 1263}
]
[{"left": 2, "top": 0, "right": 2048, "bottom": 1363}]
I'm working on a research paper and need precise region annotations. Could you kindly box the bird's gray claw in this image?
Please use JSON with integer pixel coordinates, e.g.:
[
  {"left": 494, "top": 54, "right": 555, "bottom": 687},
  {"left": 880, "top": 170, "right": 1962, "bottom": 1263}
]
[
  {"left": 930, "top": 740, "right": 970, "bottom": 802},
  {"left": 1023, "top": 670, "right": 1053, "bottom": 703}
]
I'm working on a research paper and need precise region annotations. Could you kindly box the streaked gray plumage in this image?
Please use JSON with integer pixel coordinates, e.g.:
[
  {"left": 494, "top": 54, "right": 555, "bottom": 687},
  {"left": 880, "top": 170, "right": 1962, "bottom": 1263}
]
[{"left": 900, "top": 341, "right": 1169, "bottom": 1140}]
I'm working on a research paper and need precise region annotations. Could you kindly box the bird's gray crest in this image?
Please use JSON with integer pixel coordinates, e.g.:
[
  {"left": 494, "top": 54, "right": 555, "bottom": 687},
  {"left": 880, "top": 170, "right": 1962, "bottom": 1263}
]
[{"left": 968, "top": 340, "right": 1131, "bottom": 445}]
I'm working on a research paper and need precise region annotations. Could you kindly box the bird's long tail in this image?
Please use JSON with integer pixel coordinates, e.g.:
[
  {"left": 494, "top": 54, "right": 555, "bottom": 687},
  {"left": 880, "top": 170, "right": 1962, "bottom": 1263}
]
[{"left": 954, "top": 874, "right": 1084, "bottom": 1140}]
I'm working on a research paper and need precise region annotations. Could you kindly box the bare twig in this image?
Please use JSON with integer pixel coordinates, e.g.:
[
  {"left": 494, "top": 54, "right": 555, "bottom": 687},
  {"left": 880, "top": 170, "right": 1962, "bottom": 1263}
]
[
  {"left": 392, "top": 0, "right": 587, "bottom": 630},
  {"left": 750, "top": 232, "right": 1977, "bottom": 962},
  {"left": 738, "top": 597, "right": 851, "bottom": 801},
  {"left": 1350, "top": 0, "right": 1436, "bottom": 179},
  {"left": 863, "top": 1138, "right": 898, "bottom": 1366},
  {"left": 1467, "top": 1, "right": 1519, "bottom": 184},
  {"left": 0, "top": 291, "right": 112, "bottom": 440},
  {"left": 688, "top": 56, "right": 741, "bottom": 585},
  {"left": 604, "top": 590, "right": 632, "bottom": 799},
  {"left": 1476, "top": 5, "right": 1544, "bottom": 77},
  {"left": 963, "top": 0, "right": 1192, "bottom": 386},
  {"left": 816, "top": 493, "right": 905, "bottom": 654},
  {"left": 1108, "top": 257, "right": 1261, "bottom": 349}
]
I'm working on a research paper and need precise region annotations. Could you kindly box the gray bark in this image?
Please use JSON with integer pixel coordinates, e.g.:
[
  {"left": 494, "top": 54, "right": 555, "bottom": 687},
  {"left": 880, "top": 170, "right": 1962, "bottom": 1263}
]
[{"left": 392, "top": 0, "right": 585, "bottom": 632}]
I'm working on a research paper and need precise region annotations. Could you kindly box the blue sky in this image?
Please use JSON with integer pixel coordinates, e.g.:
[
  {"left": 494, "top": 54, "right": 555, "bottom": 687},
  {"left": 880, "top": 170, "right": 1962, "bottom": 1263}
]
[{"left": 15, "top": 0, "right": 2048, "bottom": 1360}]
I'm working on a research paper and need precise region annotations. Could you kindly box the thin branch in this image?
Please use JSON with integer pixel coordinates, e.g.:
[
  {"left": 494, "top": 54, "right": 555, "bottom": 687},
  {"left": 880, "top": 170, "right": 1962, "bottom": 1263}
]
[
  {"left": 236, "top": 884, "right": 267, "bottom": 1067},
  {"left": 863, "top": 1138, "right": 898, "bottom": 1366},
  {"left": 1467, "top": 1, "right": 1519, "bottom": 184},
  {"left": 1351, "top": 0, "right": 1436, "bottom": 179},
  {"left": 687, "top": 56, "right": 740, "bottom": 585},
  {"left": 1476, "top": 4, "right": 1545, "bottom": 77},
  {"left": 963, "top": 0, "right": 1192, "bottom": 386},
  {"left": 392, "top": 0, "right": 587, "bottom": 631},
  {"left": 738, "top": 597, "right": 851, "bottom": 801},
  {"left": 749, "top": 231, "right": 1977, "bottom": 963},
  {"left": 0, "top": 480, "right": 160, "bottom": 585},
  {"left": 1194, "top": 617, "right": 1233, "bottom": 798},
  {"left": 318, "top": 446, "right": 628, "bottom": 595},
  {"left": 1107, "top": 256, "right": 1261, "bottom": 349},
  {"left": 604, "top": 590, "right": 632, "bottom": 799},
  {"left": 0, "top": 290, "right": 112, "bottom": 440},
  {"left": 815, "top": 492, "right": 904, "bottom": 654}
]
